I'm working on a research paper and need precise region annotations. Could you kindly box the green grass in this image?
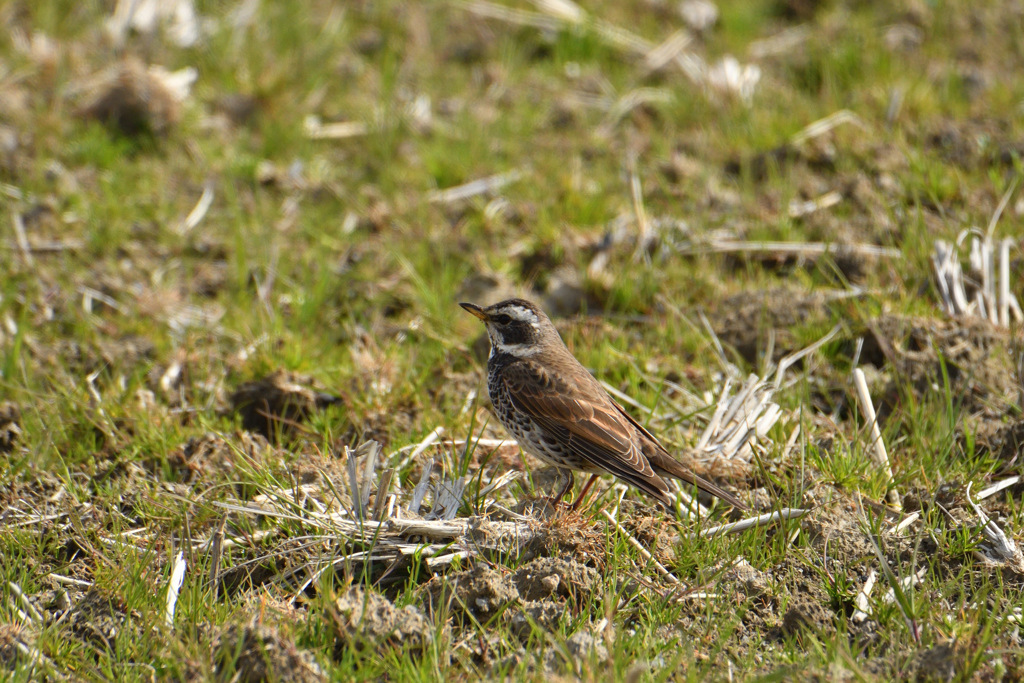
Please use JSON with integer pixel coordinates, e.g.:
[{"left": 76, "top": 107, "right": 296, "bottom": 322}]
[{"left": 2, "top": 0, "right": 1024, "bottom": 680}]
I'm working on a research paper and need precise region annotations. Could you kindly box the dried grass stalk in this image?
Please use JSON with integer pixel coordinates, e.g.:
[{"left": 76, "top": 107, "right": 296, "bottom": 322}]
[
  {"left": 164, "top": 551, "right": 187, "bottom": 628},
  {"left": 853, "top": 368, "right": 901, "bottom": 508}
]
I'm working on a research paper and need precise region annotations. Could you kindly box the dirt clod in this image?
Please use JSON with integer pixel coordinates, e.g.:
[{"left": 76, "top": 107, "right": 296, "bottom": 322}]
[
  {"left": 993, "top": 419, "right": 1024, "bottom": 467},
  {"left": 517, "top": 518, "right": 607, "bottom": 566},
  {"left": 864, "top": 315, "right": 1017, "bottom": 418},
  {"left": 433, "top": 565, "right": 519, "bottom": 619},
  {"left": 913, "top": 642, "right": 962, "bottom": 682},
  {"left": 712, "top": 289, "right": 830, "bottom": 367},
  {"left": 618, "top": 503, "right": 679, "bottom": 565},
  {"left": 803, "top": 508, "right": 878, "bottom": 565},
  {"left": 216, "top": 621, "right": 326, "bottom": 683},
  {"left": 513, "top": 557, "right": 598, "bottom": 602},
  {"left": 75, "top": 59, "right": 188, "bottom": 136},
  {"left": 542, "top": 267, "right": 606, "bottom": 318},
  {"left": 67, "top": 588, "right": 136, "bottom": 652},
  {"left": 229, "top": 370, "right": 341, "bottom": 438},
  {"left": 510, "top": 600, "right": 563, "bottom": 639},
  {"left": 0, "top": 623, "right": 28, "bottom": 668},
  {"left": 781, "top": 593, "right": 832, "bottom": 636},
  {"left": 333, "top": 587, "right": 432, "bottom": 652},
  {"left": 160, "top": 431, "right": 285, "bottom": 485}
]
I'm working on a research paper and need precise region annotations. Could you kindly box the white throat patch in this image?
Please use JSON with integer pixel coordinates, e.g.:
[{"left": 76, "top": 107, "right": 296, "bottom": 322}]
[{"left": 490, "top": 340, "right": 542, "bottom": 357}]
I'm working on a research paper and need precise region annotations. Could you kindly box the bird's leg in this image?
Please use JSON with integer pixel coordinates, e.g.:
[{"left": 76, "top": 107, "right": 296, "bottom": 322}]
[
  {"left": 553, "top": 469, "right": 575, "bottom": 504},
  {"left": 568, "top": 474, "right": 599, "bottom": 512}
]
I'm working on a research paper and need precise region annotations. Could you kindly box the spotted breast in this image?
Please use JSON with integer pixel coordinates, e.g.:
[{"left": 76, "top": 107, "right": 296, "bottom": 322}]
[{"left": 487, "top": 353, "right": 589, "bottom": 472}]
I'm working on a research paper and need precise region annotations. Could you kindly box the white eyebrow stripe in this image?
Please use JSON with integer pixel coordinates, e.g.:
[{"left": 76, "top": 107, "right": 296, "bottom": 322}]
[{"left": 493, "top": 305, "right": 538, "bottom": 323}]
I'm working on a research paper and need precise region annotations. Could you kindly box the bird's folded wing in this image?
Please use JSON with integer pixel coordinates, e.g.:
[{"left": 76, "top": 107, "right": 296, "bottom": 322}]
[{"left": 500, "top": 360, "right": 658, "bottom": 483}]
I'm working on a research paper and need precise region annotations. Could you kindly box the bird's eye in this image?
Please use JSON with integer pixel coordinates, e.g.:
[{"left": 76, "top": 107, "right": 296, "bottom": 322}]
[{"left": 493, "top": 314, "right": 513, "bottom": 325}]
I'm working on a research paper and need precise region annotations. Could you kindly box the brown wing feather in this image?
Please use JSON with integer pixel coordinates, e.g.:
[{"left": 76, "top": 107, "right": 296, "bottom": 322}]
[
  {"left": 500, "top": 360, "right": 674, "bottom": 504},
  {"left": 608, "top": 399, "right": 748, "bottom": 510}
]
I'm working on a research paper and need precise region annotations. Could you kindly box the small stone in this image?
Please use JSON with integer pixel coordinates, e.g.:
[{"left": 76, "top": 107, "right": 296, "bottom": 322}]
[
  {"left": 723, "top": 559, "right": 768, "bottom": 596},
  {"left": 566, "top": 630, "right": 608, "bottom": 660}
]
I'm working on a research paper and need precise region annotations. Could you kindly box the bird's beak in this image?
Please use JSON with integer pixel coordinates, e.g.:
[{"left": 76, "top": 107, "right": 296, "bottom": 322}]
[{"left": 459, "top": 302, "right": 488, "bottom": 321}]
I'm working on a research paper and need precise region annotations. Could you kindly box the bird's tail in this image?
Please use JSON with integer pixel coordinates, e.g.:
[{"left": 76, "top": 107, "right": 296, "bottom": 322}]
[{"left": 648, "top": 451, "right": 748, "bottom": 511}]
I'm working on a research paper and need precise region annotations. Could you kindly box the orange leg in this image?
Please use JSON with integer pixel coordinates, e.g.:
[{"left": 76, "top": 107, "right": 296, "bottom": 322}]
[{"left": 568, "top": 474, "right": 599, "bottom": 511}]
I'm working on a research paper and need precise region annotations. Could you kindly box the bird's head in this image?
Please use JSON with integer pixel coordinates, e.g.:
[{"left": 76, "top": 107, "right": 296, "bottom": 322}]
[{"left": 459, "top": 298, "right": 558, "bottom": 357}]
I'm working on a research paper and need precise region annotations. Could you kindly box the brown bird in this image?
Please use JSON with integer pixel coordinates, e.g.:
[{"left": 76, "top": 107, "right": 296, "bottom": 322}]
[{"left": 460, "top": 298, "right": 746, "bottom": 512}]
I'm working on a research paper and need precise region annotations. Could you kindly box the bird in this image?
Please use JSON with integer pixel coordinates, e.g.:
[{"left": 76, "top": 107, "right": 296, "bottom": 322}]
[{"left": 460, "top": 298, "right": 746, "bottom": 512}]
